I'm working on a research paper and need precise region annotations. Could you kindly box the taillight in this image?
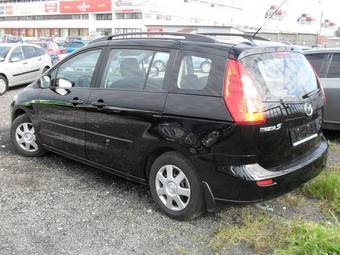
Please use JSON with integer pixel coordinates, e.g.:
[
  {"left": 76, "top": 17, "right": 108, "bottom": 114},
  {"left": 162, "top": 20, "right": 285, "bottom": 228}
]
[{"left": 224, "top": 59, "right": 266, "bottom": 124}]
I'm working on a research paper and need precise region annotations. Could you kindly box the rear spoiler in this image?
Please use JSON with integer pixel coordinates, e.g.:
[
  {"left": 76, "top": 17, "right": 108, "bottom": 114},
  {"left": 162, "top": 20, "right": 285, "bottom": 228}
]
[{"left": 234, "top": 45, "right": 303, "bottom": 60}]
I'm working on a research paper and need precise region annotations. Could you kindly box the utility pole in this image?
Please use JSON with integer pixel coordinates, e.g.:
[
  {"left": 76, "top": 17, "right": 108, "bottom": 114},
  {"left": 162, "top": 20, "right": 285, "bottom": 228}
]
[{"left": 316, "top": 0, "right": 323, "bottom": 46}]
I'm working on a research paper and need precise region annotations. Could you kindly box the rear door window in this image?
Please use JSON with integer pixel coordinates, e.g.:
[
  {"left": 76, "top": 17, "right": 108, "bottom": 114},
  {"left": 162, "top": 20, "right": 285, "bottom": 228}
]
[
  {"left": 101, "top": 49, "right": 170, "bottom": 92},
  {"left": 241, "top": 52, "right": 318, "bottom": 101},
  {"left": 304, "top": 53, "right": 328, "bottom": 78},
  {"left": 22, "top": 46, "right": 38, "bottom": 59},
  {"left": 327, "top": 53, "right": 340, "bottom": 78}
]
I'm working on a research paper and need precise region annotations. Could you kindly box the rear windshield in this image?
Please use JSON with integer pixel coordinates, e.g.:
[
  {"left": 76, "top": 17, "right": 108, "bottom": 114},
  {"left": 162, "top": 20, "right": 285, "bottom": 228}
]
[{"left": 240, "top": 52, "right": 318, "bottom": 101}]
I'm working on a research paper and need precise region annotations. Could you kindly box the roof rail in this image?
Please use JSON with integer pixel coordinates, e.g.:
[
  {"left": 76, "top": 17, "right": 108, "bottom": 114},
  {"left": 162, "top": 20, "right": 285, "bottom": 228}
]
[
  {"left": 198, "top": 33, "right": 269, "bottom": 42},
  {"left": 95, "top": 32, "right": 216, "bottom": 43}
]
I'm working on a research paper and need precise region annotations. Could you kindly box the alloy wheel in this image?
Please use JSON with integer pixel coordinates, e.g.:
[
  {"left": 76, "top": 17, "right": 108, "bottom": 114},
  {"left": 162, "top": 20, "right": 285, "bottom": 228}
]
[
  {"left": 155, "top": 165, "right": 191, "bottom": 211},
  {"left": 15, "top": 122, "right": 39, "bottom": 152}
]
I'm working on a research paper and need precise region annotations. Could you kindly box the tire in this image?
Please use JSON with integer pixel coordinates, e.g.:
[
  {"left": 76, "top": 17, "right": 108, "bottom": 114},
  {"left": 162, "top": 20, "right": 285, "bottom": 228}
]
[
  {"left": 149, "top": 151, "right": 204, "bottom": 220},
  {"left": 10, "top": 114, "right": 46, "bottom": 157},
  {"left": 0, "top": 75, "right": 8, "bottom": 95},
  {"left": 153, "top": 60, "right": 165, "bottom": 72}
]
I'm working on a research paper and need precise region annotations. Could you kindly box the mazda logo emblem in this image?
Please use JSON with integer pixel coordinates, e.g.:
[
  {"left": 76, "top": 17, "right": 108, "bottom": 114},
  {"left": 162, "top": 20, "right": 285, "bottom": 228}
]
[{"left": 304, "top": 103, "right": 313, "bottom": 117}]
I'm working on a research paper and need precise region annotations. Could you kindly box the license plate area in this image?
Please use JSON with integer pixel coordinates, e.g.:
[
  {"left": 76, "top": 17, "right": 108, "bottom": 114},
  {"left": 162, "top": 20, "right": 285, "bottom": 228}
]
[{"left": 290, "top": 120, "right": 318, "bottom": 147}]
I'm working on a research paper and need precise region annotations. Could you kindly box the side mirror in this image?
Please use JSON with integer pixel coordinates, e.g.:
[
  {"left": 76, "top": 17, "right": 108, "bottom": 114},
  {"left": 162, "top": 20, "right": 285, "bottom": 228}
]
[
  {"left": 57, "top": 78, "right": 73, "bottom": 88},
  {"left": 39, "top": 75, "right": 51, "bottom": 88},
  {"left": 11, "top": 57, "right": 21, "bottom": 62}
]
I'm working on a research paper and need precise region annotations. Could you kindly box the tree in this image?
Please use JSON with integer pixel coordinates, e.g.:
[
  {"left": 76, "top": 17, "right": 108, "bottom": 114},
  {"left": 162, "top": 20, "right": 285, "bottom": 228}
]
[{"left": 335, "top": 27, "right": 340, "bottom": 37}]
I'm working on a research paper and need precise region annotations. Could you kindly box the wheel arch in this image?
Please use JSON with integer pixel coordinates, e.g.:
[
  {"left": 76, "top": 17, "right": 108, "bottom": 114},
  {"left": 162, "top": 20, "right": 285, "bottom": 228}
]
[
  {"left": 143, "top": 144, "right": 193, "bottom": 180},
  {"left": 12, "top": 108, "right": 27, "bottom": 122},
  {"left": 0, "top": 73, "right": 8, "bottom": 84}
]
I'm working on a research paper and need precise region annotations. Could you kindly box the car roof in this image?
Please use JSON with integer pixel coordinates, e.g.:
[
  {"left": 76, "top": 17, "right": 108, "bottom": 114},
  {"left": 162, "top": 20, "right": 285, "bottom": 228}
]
[
  {"left": 304, "top": 48, "right": 340, "bottom": 54},
  {"left": 84, "top": 32, "right": 301, "bottom": 59},
  {"left": 0, "top": 43, "right": 44, "bottom": 48}
]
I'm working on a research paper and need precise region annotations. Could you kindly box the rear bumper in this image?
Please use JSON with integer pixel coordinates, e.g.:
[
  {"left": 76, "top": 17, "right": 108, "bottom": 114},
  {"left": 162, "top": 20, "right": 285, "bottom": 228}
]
[
  {"left": 198, "top": 137, "right": 328, "bottom": 204},
  {"left": 323, "top": 121, "right": 340, "bottom": 131}
]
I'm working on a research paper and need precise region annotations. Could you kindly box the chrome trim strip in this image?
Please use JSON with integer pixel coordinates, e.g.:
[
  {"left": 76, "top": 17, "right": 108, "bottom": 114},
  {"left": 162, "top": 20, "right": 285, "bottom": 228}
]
[{"left": 293, "top": 133, "right": 318, "bottom": 147}]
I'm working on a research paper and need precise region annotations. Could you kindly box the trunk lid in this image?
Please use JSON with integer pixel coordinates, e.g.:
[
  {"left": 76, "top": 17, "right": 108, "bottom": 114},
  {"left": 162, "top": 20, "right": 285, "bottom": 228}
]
[{"left": 238, "top": 50, "right": 324, "bottom": 170}]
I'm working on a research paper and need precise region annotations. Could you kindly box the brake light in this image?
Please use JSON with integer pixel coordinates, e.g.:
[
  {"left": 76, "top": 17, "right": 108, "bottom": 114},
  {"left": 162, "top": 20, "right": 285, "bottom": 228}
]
[
  {"left": 224, "top": 59, "right": 266, "bottom": 124},
  {"left": 256, "top": 179, "right": 275, "bottom": 187}
]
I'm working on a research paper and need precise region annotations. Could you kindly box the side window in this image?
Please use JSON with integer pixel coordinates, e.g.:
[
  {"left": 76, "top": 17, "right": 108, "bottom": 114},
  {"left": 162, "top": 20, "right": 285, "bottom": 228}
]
[
  {"left": 22, "top": 46, "right": 38, "bottom": 59},
  {"left": 145, "top": 52, "right": 170, "bottom": 91},
  {"left": 177, "top": 55, "right": 212, "bottom": 90},
  {"left": 10, "top": 47, "right": 24, "bottom": 61},
  {"left": 327, "top": 53, "right": 340, "bottom": 78},
  {"left": 35, "top": 47, "right": 46, "bottom": 56},
  {"left": 101, "top": 49, "right": 170, "bottom": 91},
  {"left": 305, "top": 53, "right": 327, "bottom": 78},
  {"left": 56, "top": 49, "right": 101, "bottom": 88}
]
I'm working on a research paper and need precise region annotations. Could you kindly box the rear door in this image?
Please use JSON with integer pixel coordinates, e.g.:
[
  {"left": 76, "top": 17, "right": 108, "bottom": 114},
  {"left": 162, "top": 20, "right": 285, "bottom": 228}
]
[
  {"left": 322, "top": 53, "right": 340, "bottom": 125},
  {"left": 85, "top": 47, "right": 173, "bottom": 177},
  {"left": 239, "top": 51, "right": 325, "bottom": 169}
]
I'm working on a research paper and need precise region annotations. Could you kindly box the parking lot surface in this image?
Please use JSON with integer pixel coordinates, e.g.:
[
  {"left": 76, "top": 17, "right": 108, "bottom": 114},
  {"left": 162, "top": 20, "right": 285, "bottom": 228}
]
[{"left": 1, "top": 87, "right": 339, "bottom": 255}]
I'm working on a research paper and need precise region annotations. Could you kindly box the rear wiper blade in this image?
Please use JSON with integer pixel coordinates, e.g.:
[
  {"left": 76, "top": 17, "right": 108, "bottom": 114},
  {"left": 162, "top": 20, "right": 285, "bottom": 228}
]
[{"left": 302, "top": 89, "right": 320, "bottom": 99}]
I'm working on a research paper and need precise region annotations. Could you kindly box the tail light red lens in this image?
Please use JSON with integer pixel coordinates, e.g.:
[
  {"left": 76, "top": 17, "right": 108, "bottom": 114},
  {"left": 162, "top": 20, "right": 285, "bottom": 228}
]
[{"left": 224, "top": 59, "right": 266, "bottom": 124}]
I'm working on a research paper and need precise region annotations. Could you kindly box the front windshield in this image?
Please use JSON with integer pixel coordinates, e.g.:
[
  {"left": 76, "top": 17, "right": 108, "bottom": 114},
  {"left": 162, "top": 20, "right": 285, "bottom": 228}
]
[{"left": 0, "top": 46, "right": 11, "bottom": 61}]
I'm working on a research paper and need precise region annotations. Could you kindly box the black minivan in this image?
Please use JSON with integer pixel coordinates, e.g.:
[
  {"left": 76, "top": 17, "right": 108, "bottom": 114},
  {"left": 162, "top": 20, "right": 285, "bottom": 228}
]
[{"left": 10, "top": 33, "right": 327, "bottom": 220}]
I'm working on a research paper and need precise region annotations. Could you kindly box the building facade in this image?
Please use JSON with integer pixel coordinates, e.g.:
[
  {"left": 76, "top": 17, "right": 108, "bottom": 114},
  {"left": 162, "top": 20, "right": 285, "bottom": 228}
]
[{"left": 0, "top": 0, "right": 242, "bottom": 38}]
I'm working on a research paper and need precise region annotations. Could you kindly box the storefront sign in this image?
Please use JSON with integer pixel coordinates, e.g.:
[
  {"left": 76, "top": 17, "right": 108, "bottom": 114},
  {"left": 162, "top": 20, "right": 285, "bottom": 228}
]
[
  {"left": 0, "top": 2, "right": 58, "bottom": 16},
  {"left": 60, "top": 0, "right": 111, "bottom": 13}
]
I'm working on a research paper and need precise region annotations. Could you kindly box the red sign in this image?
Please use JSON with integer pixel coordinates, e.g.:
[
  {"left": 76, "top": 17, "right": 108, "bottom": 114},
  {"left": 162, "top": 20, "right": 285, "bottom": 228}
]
[{"left": 60, "top": 0, "right": 111, "bottom": 13}]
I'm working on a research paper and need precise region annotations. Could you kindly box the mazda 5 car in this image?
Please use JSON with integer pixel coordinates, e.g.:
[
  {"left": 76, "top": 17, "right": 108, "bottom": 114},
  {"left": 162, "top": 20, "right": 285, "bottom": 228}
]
[{"left": 10, "top": 32, "right": 327, "bottom": 220}]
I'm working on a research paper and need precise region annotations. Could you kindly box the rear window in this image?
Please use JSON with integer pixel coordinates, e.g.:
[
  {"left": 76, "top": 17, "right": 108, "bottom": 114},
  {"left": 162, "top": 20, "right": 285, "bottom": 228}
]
[
  {"left": 241, "top": 52, "right": 318, "bottom": 101},
  {"left": 327, "top": 53, "right": 340, "bottom": 78},
  {"left": 304, "top": 53, "right": 328, "bottom": 77}
]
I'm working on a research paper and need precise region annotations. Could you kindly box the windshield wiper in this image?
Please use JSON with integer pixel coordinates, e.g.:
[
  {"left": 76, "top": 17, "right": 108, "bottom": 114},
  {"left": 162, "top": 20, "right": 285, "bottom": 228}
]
[{"left": 302, "top": 89, "right": 320, "bottom": 99}]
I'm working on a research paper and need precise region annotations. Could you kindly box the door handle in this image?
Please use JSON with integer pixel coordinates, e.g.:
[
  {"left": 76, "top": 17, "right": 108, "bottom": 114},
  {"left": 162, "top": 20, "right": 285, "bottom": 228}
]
[
  {"left": 91, "top": 101, "right": 107, "bottom": 108},
  {"left": 23, "top": 62, "right": 28, "bottom": 65},
  {"left": 69, "top": 98, "right": 84, "bottom": 105},
  {"left": 38, "top": 58, "right": 42, "bottom": 61}
]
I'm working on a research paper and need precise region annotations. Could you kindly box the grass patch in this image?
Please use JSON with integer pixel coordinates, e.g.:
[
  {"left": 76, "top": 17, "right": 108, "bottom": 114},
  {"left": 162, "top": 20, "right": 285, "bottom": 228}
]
[
  {"left": 302, "top": 164, "right": 340, "bottom": 218},
  {"left": 209, "top": 211, "right": 340, "bottom": 255},
  {"left": 275, "top": 222, "right": 340, "bottom": 255}
]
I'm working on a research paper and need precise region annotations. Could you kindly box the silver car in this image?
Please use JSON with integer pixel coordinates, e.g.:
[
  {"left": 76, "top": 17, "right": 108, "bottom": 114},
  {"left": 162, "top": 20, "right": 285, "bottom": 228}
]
[{"left": 304, "top": 49, "right": 340, "bottom": 130}]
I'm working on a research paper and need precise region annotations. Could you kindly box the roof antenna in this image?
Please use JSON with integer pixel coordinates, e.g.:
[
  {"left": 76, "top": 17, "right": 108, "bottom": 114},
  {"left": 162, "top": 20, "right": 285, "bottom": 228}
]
[{"left": 252, "top": 0, "right": 289, "bottom": 38}]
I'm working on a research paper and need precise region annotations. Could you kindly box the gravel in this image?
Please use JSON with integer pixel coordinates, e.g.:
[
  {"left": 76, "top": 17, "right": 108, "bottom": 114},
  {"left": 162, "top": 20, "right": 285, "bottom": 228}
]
[{"left": 0, "top": 87, "right": 339, "bottom": 255}]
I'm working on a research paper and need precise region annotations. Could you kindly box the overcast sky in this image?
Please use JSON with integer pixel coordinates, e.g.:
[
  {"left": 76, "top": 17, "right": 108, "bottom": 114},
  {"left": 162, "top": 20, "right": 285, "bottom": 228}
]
[{"left": 239, "top": 0, "right": 340, "bottom": 26}]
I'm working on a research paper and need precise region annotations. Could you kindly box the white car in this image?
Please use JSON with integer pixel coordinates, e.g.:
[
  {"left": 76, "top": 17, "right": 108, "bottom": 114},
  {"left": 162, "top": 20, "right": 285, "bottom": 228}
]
[{"left": 0, "top": 43, "right": 52, "bottom": 95}]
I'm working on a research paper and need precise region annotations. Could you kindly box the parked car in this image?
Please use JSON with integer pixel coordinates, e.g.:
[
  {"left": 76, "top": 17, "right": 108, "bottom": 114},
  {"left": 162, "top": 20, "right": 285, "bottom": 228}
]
[
  {"left": 10, "top": 33, "right": 327, "bottom": 220},
  {"left": 64, "top": 40, "right": 86, "bottom": 53},
  {"left": 0, "top": 34, "right": 23, "bottom": 43},
  {"left": 28, "top": 40, "right": 65, "bottom": 64},
  {"left": 0, "top": 43, "right": 51, "bottom": 95},
  {"left": 304, "top": 48, "right": 340, "bottom": 130}
]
